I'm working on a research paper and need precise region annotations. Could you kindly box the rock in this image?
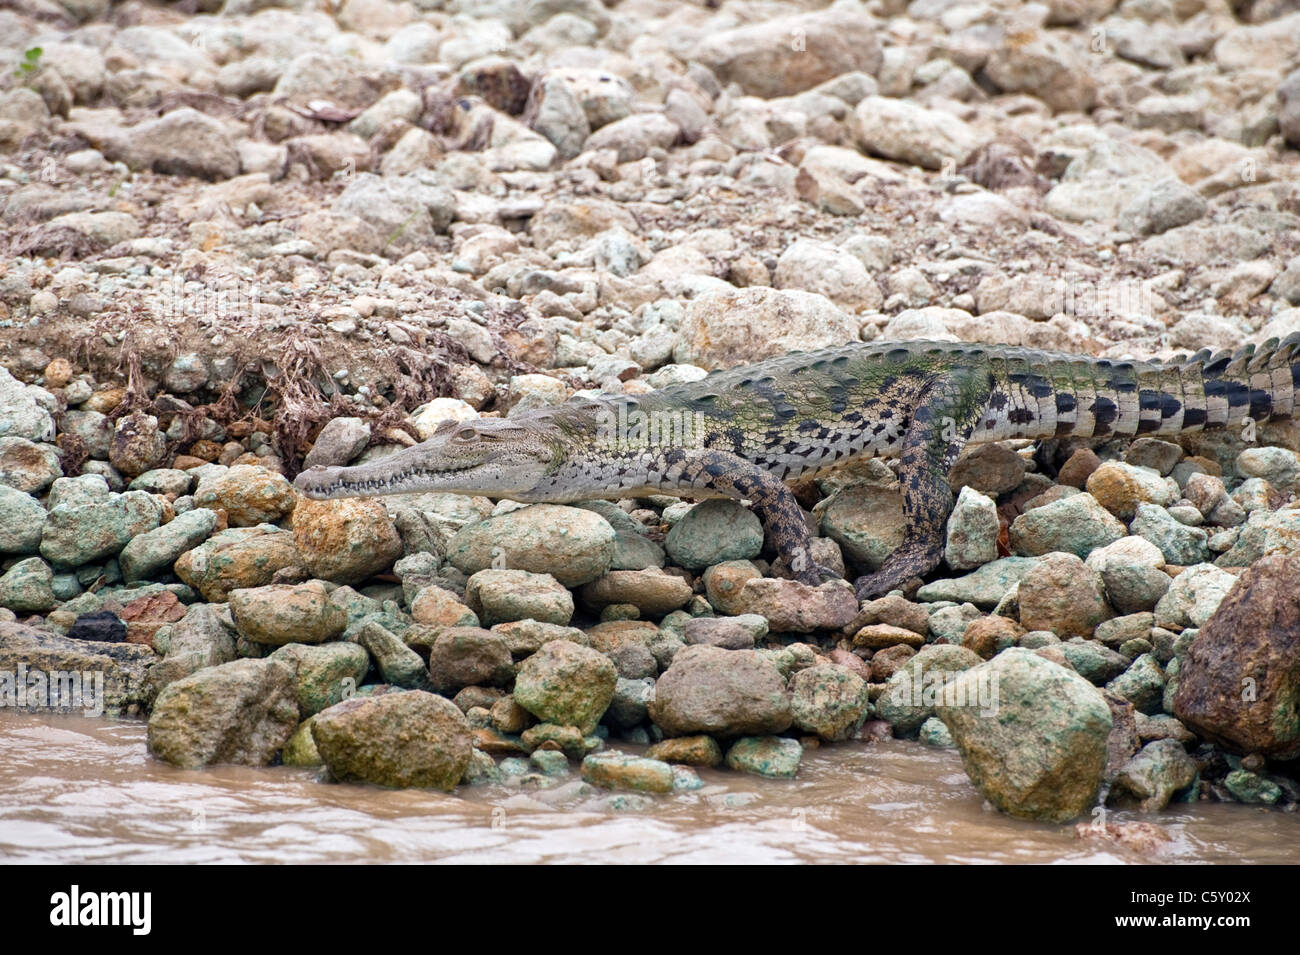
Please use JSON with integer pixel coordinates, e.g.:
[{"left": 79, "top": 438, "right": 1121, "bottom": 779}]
[
  {"left": 491, "top": 619, "right": 585, "bottom": 657},
  {"left": 674, "top": 287, "right": 858, "bottom": 370},
  {"left": 875, "top": 644, "right": 983, "bottom": 736},
  {"left": 853, "top": 623, "right": 926, "bottom": 650},
  {"left": 731, "top": 579, "right": 858, "bottom": 633},
  {"left": 605, "top": 676, "right": 654, "bottom": 728},
  {"left": 356, "top": 620, "right": 430, "bottom": 690},
  {"left": 1172, "top": 553, "right": 1300, "bottom": 758},
  {"left": 962, "top": 615, "right": 1023, "bottom": 659},
  {"left": 108, "top": 412, "right": 166, "bottom": 479},
  {"left": 938, "top": 649, "right": 1112, "bottom": 823},
  {"left": 40, "top": 490, "right": 163, "bottom": 568},
  {"left": 1086, "top": 537, "right": 1171, "bottom": 615},
  {"left": 0, "top": 368, "right": 56, "bottom": 442},
  {"left": 427, "top": 627, "right": 514, "bottom": 693},
  {"left": 649, "top": 645, "right": 791, "bottom": 738},
  {"left": 691, "top": 10, "right": 882, "bottom": 98},
  {"left": 144, "top": 603, "right": 236, "bottom": 696},
  {"left": 1236, "top": 447, "right": 1299, "bottom": 492},
  {"left": 725, "top": 736, "right": 802, "bottom": 778},
  {"left": 852, "top": 96, "right": 981, "bottom": 169},
  {"left": 293, "top": 498, "right": 403, "bottom": 585},
  {"left": 1153, "top": 563, "right": 1236, "bottom": 629},
  {"left": 0, "top": 557, "right": 57, "bottom": 612},
  {"left": 1117, "top": 177, "right": 1206, "bottom": 236},
  {"left": 512, "top": 640, "right": 616, "bottom": 733},
  {"left": 580, "top": 568, "right": 692, "bottom": 616},
  {"left": 915, "top": 557, "right": 1040, "bottom": 609},
  {"left": 66, "top": 611, "right": 126, "bottom": 644},
  {"left": 1018, "top": 553, "right": 1109, "bottom": 638},
  {"left": 682, "top": 617, "right": 756, "bottom": 650},
  {"left": 447, "top": 504, "right": 614, "bottom": 587},
  {"left": 645, "top": 735, "right": 723, "bottom": 767},
  {"left": 1085, "top": 462, "right": 1172, "bottom": 520},
  {"left": 983, "top": 28, "right": 1096, "bottom": 113},
  {"left": 1009, "top": 493, "right": 1127, "bottom": 558},
  {"left": 1131, "top": 504, "right": 1209, "bottom": 566},
  {"left": 0, "top": 486, "right": 46, "bottom": 555},
  {"left": 174, "top": 527, "right": 301, "bottom": 602},
  {"left": 1105, "top": 654, "right": 1165, "bottom": 715},
  {"left": 820, "top": 483, "right": 906, "bottom": 571},
  {"left": 270, "top": 641, "right": 370, "bottom": 717},
  {"left": 119, "top": 508, "right": 218, "bottom": 582},
  {"left": 575, "top": 501, "right": 665, "bottom": 571},
  {"left": 663, "top": 499, "right": 763, "bottom": 570},
  {"left": 1223, "top": 769, "right": 1282, "bottom": 806},
  {"left": 581, "top": 753, "right": 673, "bottom": 792},
  {"left": 194, "top": 466, "right": 295, "bottom": 527},
  {"left": 464, "top": 568, "right": 573, "bottom": 626},
  {"left": 147, "top": 659, "right": 299, "bottom": 769},
  {"left": 312, "top": 691, "right": 471, "bottom": 790},
  {"left": 0, "top": 437, "right": 62, "bottom": 493},
  {"left": 228, "top": 581, "right": 348, "bottom": 646},
  {"left": 1059, "top": 639, "right": 1129, "bottom": 685},
  {"left": 584, "top": 113, "right": 678, "bottom": 163},
  {"left": 790, "top": 664, "right": 870, "bottom": 741},
  {"left": 773, "top": 240, "right": 882, "bottom": 312},
  {"left": 118, "top": 590, "right": 186, "bottom": 646},
  {"left": 1113, "top": 738, "right": 1197, "bottom": 811},
  {"left": 303, "top": 418, "right": 371, "bottom": 470},
  {"left": 332, "top": 174, "right": 455, "bottom": 254},
  {"left": 119, "top": 108, "right": 240, "bottom": 179},
  {"left": 0, "top": 620, "right": 154, "bottom": 712},
  {"left": 944, "top": 486, "right": 999, "bottom": 571},
  {"left": 408, "top": 585, "right": 479, "bottom": 628}
]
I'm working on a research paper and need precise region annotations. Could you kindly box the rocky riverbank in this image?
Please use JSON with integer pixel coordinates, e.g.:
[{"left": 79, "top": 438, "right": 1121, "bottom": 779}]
[{"left": 1, "top": 0, "right": 1299, "bottom": 825}]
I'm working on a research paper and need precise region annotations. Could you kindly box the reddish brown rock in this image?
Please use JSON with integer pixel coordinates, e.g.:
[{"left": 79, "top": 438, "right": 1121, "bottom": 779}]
[
  {"left": 119, "top": 590, "right": 186, "bottom": 646},
  {"left": 1172, "top": 553, "right": 1300, "bottom": 758}
]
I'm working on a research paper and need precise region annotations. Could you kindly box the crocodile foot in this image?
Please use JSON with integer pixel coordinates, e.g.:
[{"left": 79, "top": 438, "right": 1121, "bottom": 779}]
[{"left": 853, "top": 541, "right": 942, "bottom": 601}]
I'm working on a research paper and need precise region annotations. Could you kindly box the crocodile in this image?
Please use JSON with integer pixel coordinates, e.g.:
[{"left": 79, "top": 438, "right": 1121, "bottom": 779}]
[{"left": 294, "top": 334, "right": 1300, "bottom": 600}]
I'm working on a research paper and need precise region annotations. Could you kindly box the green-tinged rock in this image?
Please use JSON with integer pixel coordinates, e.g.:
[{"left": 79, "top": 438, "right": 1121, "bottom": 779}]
[
  {"left": 725, "top": 736, "right": 802, "bottom": 778},
  {"left": 938, "top": 648, "right": 1112, "bottom": 823},
  {"left": 672, "top": 765, "right": 704, "bottom": 790},
  {"left": 356, "top": 620, "right": 431, "bottom": 690},
  {"left": 282, "top": 717, "right": 323, "bottom": 767},
  {"left": 228, "top": 581, "right": 348, "bottom": 646},
  {"left": 174, "top": 526, "right": 302, "bottom": 602},
  {"left": 0, "top": 556, "right": 56, "bottom": 612},
  {"left": 915, "top": 557, "right": 1040, "bottom": 608},
  {"left": 927, "top": 602, "right": 983, "bottom": 643},
  {"left": 312, "top": 691, "right": 472, "bottom": 790},
  {"left": 581, "top": 752, "right": 674, "bottom": 792},
  {"left": 530, "top": 748, "right": 570, "bottom": 776},
  {"left": 491, "top": 618, "right": 586, "bottom": 657},
  {"left": 40, "top": 490, "right": 164, "bottom": 568},
  {"left": 820, "top": 483, "right": 905, "bottom": 570},
  {"left": 728, "top": 578, "right": 858, "bottom": 633},
  {"left": 1095, "top": 612, "right": 1155, "bottom": 648},
  {"left": 790, "top": 663, "right": 870, "bottom": 741},
  {"left": 427, "top": 627, "right": 514, "bottom": 693},
  {"left": 461, "top": 748, "right": 501, "bottom": 785},
  {"left": 919, "top": 716, "right": 954, "bottom": 747},
  {"left": 665, "top": 499, "right": 763, "bottom": 569},
  {"left": 944, "top": 485, "right": 999, "bottom": 571},
  {"left": 1105, "top": 653, "right": 1165, "bottom": 714},
  {"left": 270, "top": 641, "right": 370, "bottom": 716},
  {"left": 1236, "top": 446, "right": 1298, "bottom": 491},
  {"left": 147, "top": 659, "right": 300, "bottom": 769},
  {"left": 1223, "top": 769, "right": 1282, "bottom": 805},
  {"left": 0, "top": 437, "right": 62, "bottom": 494},
  {"left": 1131, "top": 504, "right": 1209, "bottom": 565},
  {"left": 1009, "top": 492, "right": 1126, "bottom": 559},
  {"left": 520, "top": 722, "right": 590, "bottom": 760},
  {"left": 1153, "top": 563, "right": 1236, "bottom": 629},
  {"left": 1060, "top": 638, "right": 1130, "bottom": 685},
  {"left": 0, "top": 485, "right": 46, "bottom": 554},
  {"left": 465, "top": 568, "right": 574, "bottom": 625},
  {"left": 1085, "top": 536, "right": 1170, "bottom": 614},
  {"left": 143, "top": 603, "right": 237, "bottom": 699},
  {"left": 1113, "top": 738, "right": 1196, "bottom": 810},
  {"left": 875, "top": 644, "right": 983, "bottom": 736},
  {"left": 649, "top": 644, "right": 792, "bottom": 737},
  {"left": 513, "top": 639, "right": 617, "bottom": 733},
  {"left": 118, "top": 507, "right": 218, "bottom": 582},
  {"left": 447, "top": 503, "right": 615, "bottom": 586},
  {"left": 193, "top": 464, "right": 295, "bottom": 526},
  {"left": 577, "top": 500, "right": 666, "bottom": 570},
  {"left": 606, "top": 676, "right": 654, "bottom": 729},
  {"left": 645, "top": 734, "right": 723, "bottom": 767}
]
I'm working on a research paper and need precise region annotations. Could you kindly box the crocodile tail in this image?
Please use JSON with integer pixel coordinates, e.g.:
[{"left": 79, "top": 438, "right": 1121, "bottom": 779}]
[{"left": 1164, "top": 331, "right": 1300, "bottom": 434}]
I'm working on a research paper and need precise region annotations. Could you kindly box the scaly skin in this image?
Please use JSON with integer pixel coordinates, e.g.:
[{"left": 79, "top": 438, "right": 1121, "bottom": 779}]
[{"left": 294, "top": 335, "right": 1300, "bottom": 600}]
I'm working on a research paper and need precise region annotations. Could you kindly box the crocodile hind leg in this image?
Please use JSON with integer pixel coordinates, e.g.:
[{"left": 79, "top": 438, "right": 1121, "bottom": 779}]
[
  {"left": 664, "top": 448, "right": 841, "bottom": 586},
  {"left": 854, "top": 370, "right": 992, "bottom": 601}
]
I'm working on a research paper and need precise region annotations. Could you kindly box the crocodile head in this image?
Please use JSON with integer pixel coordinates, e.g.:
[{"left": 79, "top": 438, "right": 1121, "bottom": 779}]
[{"left": 293, "top": 416, "right": 559, "bottom": 501}]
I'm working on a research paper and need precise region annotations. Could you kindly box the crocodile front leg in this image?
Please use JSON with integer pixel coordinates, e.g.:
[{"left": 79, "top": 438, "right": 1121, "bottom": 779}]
[
  {"left": 854, "top": 369, "right": 992, "bottom": 600},
  {"left": 664, "top": 448, "right": 840, "bottom": 586}
]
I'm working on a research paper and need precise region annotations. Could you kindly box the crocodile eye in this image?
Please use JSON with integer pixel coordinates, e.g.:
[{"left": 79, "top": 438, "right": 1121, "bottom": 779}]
[{"left": 453, "top": 428, "right": 477, "bottom": 442}]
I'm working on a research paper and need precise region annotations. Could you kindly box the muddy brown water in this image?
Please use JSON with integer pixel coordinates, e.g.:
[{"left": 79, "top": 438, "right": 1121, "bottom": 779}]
[{"left": 1, "top": 711, "right": 1294, "bottom": 864}]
